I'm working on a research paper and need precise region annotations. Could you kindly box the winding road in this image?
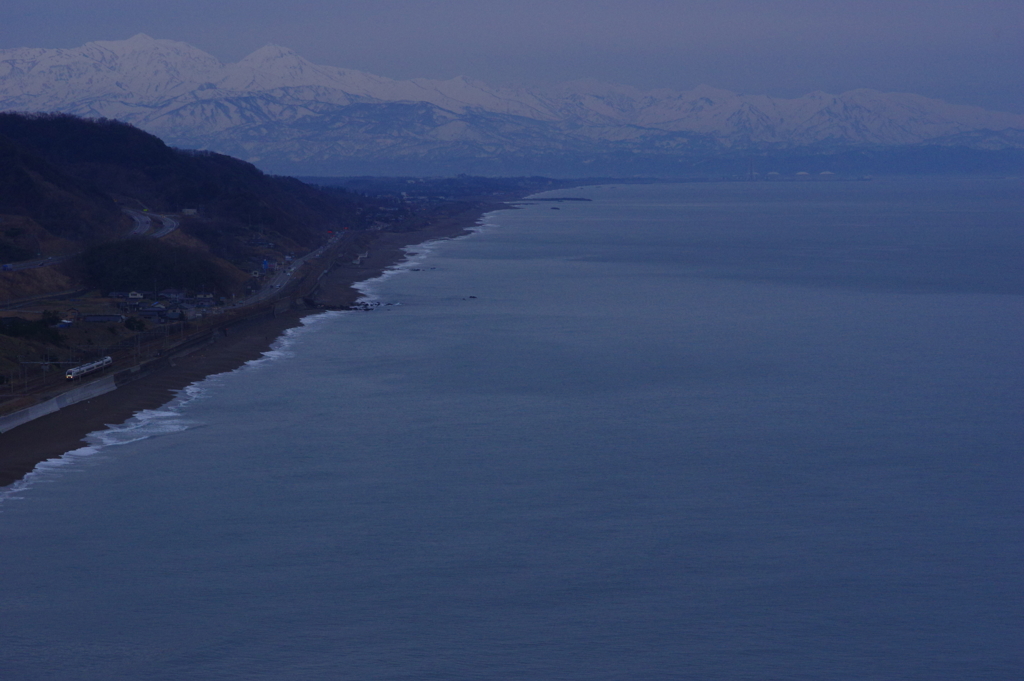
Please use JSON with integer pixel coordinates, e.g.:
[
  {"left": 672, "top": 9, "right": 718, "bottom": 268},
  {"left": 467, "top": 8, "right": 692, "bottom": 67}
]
[{"left": 1, "top": 208, "right": 181, "bottom": 273}]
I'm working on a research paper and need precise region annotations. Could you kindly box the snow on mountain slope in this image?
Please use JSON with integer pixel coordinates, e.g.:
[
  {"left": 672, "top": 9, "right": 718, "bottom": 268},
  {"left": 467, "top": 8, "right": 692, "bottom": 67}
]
[
  {"left": 2, "top": 35, "right": 1022, "bottom": 174},
  {"left": 0, "top": 34, "right": 221, "bottom": 110}
]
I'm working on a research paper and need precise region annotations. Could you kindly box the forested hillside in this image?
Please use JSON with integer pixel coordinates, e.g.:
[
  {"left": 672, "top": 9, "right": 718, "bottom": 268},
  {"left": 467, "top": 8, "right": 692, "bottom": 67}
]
[
  {"left": 0, "top": 112, "right": 362, "bottom": 248},
  {"left": 0, "top": 113, "right": 380, "bottom": 298}
]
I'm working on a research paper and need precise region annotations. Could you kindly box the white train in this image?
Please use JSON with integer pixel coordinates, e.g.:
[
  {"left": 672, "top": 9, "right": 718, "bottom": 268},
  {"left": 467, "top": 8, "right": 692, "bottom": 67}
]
[{"left": 65, "top": 356, "right": 113, "bottom": 380}]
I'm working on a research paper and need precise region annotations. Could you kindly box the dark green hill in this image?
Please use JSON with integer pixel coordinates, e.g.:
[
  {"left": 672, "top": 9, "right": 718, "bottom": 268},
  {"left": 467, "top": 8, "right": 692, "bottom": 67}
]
[
  {"left": 0, "top": 131, "right": 121, "bottom": 241},
  {"left": 0, "top": 112, "right": 363, "bottom": 251},
  {"left": 0, "top": 112, "right": 390, "bottom": 300}
]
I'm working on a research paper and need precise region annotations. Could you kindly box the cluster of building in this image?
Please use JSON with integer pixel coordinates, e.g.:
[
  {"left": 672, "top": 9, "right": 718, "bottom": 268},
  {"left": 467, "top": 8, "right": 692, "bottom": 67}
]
[{"left": 87, "top": 289, "right": 222, "bottom": 323}]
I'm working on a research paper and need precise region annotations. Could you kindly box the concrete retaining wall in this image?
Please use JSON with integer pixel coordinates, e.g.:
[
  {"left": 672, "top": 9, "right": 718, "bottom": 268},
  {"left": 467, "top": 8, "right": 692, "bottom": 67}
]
[
  {"left": 0, "top": 303, "right": 283, "bottom": 435},
  {"left": 0, "top": 375, "right": 117, "bottom": 434}
]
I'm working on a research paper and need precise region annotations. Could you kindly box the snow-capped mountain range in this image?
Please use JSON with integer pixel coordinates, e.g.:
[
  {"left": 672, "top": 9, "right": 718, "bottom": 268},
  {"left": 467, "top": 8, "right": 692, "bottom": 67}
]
[{"left": 2, "top": 34, "right": 1022, "bottom": 175}]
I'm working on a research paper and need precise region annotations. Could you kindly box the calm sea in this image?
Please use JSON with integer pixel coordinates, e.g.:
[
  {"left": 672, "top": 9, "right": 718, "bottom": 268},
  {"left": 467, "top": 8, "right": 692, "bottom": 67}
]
[{"left": 1, "top": 180, "right": 1022, "bottom": 680}]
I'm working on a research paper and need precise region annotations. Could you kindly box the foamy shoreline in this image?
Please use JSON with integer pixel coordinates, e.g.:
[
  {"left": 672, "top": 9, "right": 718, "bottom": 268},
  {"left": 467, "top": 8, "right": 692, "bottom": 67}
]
[{"left": 0, "top": 202, "right": 512, "bottom": 490}]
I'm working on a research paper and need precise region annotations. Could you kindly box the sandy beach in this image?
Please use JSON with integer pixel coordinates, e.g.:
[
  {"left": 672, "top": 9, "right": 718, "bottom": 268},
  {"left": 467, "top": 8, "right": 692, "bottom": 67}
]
[{"left": 0, "top": 203, "right": 501, "bottom": 487}]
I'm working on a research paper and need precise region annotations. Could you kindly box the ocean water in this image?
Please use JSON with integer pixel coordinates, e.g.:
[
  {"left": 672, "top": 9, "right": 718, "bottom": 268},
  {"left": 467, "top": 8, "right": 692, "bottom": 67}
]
[{"left": 1, "top": 180, "right": 1022, "bottom": 680}]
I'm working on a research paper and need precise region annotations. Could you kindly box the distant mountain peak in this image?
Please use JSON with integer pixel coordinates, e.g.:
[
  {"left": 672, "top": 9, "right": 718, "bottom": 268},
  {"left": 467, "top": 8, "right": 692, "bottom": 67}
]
[
  {"left": 239, "top": 44, "right": 306, "bottom": 63},
  {"left": 2, "top": 35, "right": 1022, "bottom": 175},
  {"left": 88, "top": 32, "right": 158, "bottom": 48},
  {"left": 85, "top": 33, "right": 215, "bottom": 59}
]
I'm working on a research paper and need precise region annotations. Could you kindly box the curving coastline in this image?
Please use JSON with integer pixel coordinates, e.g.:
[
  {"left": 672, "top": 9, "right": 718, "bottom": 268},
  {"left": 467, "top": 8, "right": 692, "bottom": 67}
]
[{"left": 0, "top": 203, "right": 506, "bottom": 487}]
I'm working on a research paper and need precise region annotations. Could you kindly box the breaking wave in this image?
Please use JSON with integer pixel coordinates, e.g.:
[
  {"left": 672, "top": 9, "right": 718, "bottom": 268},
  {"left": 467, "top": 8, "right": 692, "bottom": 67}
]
[
  {"left": 0, "top": 311, "right": 344, "bottom": 506},
  {"left": 1, "top": 212, "right": 506, "bottom": 504},
  {"left": 0, "top": 384, "right": 208, "bottom": 505},
  {"left": 238, "top": 309, "right": 343, "bottom": 369},
  {"left": 354, "top": 212, "right": 500, "bottom": 303}
]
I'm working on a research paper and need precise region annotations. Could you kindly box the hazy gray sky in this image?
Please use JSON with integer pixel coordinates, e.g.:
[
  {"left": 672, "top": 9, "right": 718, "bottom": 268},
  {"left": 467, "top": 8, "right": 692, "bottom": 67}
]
[{"left": 3, "top": 0, "right": 1022, "bottom": 113}]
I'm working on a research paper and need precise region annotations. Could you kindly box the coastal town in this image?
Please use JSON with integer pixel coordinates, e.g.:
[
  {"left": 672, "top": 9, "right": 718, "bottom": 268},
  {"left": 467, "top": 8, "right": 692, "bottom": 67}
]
[{"left": 0, "top": 117, "right": 574, "bottom": 483}]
